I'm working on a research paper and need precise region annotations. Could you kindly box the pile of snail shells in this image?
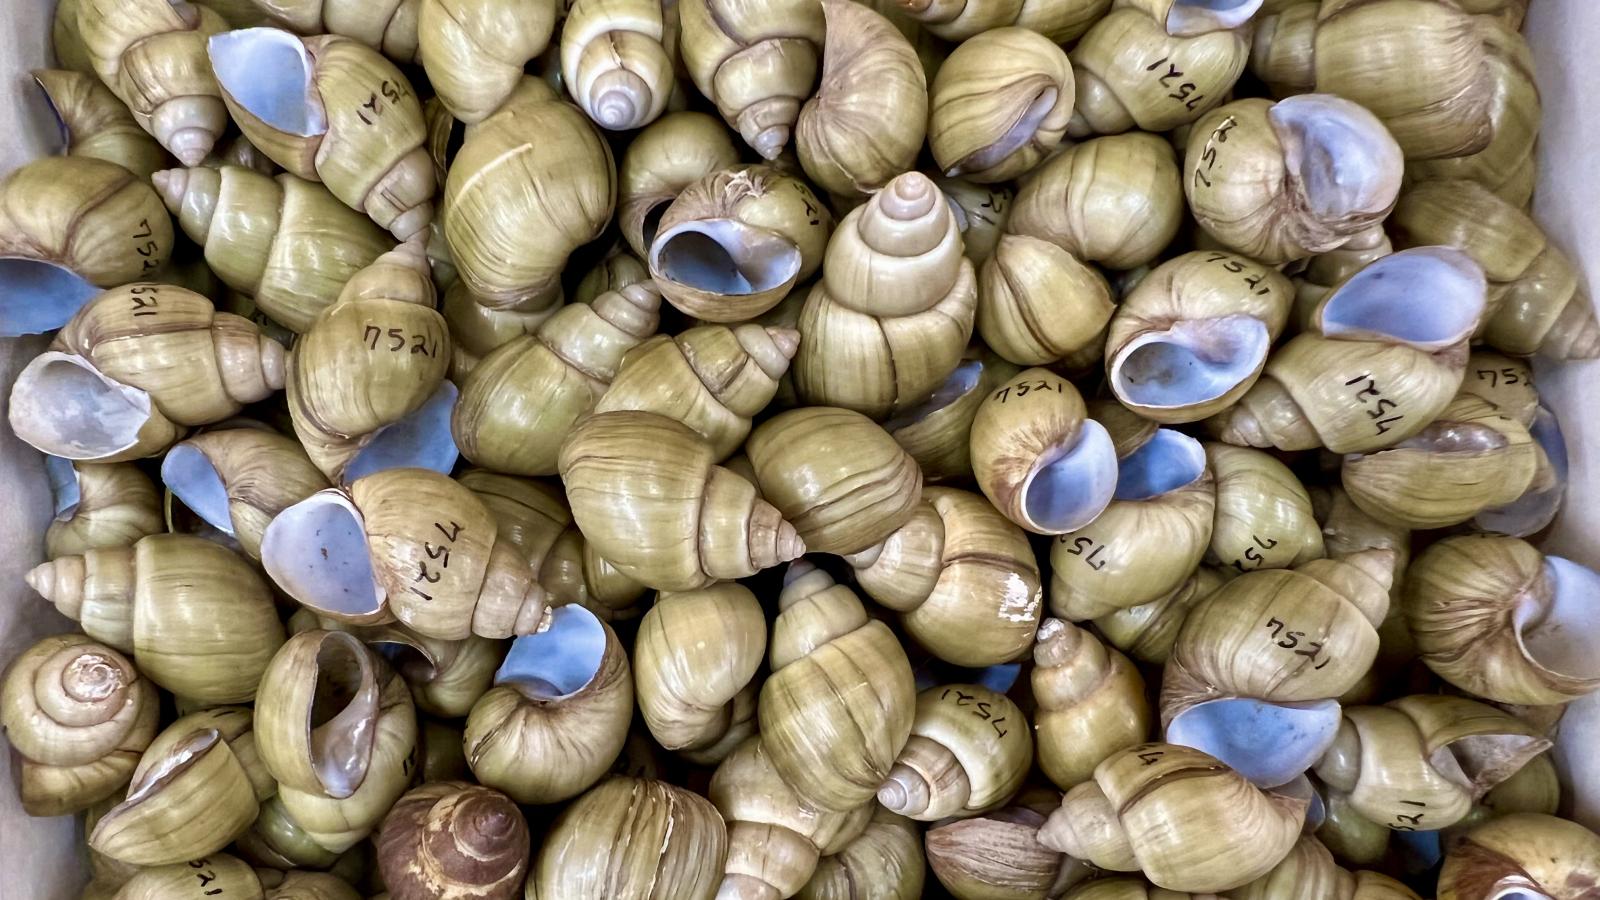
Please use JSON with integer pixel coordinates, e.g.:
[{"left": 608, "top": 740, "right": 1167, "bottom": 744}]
[{"left": 5, "top": 0, "right": 1600, "bottom": 898}]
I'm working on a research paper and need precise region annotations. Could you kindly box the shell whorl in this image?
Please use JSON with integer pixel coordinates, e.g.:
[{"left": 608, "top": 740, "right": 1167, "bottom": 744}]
[{"left": 376, "top": 781, "right": 530, "bottom": 900}]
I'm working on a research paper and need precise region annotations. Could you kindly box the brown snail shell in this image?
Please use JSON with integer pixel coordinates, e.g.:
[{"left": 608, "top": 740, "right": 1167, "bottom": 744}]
[
  {"left": 420, "top": 0, "right": 559, "bottom": 124},
  {"left": 970, "top": 368, "right": 1119, "bottom": 535},
  {"left": 795, "top": 0, "right": 928, "bottom": 199},
  {"left": 619, "top": 111, "right": 742, "bottom": 259},
  {"left": 0, "top": 634, "right": 158, "bottom": 817},
  {"left": 877, "top": 682, "right": 1033, "bottom": 821},
  {"left": 160, "top": 427, "right": 329, "bottom": 559},
  {"left": 1437, "top": 812, "right": 1600, "bottom": 900},
  {"left": 748, "top": 407, "right": 924, "bottom": 556},
  {"left": 32, "top": 68, "right": 169, "bottom": 179},
  {"left": 636, "top": 584, "right": 766, "bottom": 757},
  {"left": 77, "top": 0, "right": 229, "bottom": 164},
  {"left": 759, "top": 561, "right": 918, "bottom": 813},
  {"left": 210, "top": 29, "right": 436, "bottom": 240},
  {"left": 453, "top": 282, "right": 661, "bottom": 476},
  {"left": 154, "top": 165, "right": 394, "bottom": 333},
  {"left": 847, "top": 487, "right": 1042, "bottom": 667},
  {"left": 648, "top": 164, "right": 832, "bottom": 322},
  {"left": 375, "top": 782, "right": 530, "bottom": 900},
  {"left": 26, "top": 534, "right": 286, "bottom": 703},
  {"left": 1403, "top": 535, "right": 1600, "bottom": 706},
  {"left": 530, "top": 776, "right": 729, "bottom": 900},
  {"left": 1032, "top": 619, "right": 1153, "bottom": 791},
  {"left": 464, "top": 604, "right": 633, "bottom": 803},
  {"left": 678, "top": 0, "right": 824, "bottom": 159},
  {"left": 928, "top": 27, "right": 1074, "bottom": 184},
  {"left": 560, "top": 410, "right": 806, "bottom": 590},
  {"left": 1038, "top": 743, "right": 1310, "bottom": 891},
  {"left": 44, "top": 459, "right": 164, "bottom": 560},
  {"left": 261, "top": 467, "right": 552, "bottom": 640}
]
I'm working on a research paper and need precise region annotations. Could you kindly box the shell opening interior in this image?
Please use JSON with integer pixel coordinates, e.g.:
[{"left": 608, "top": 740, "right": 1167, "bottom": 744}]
[
  {"left": 883, "top": 360, "right": 984, "bottom": 431},
  {"left": 259, "top": 490, "right": 382, "bottom": 619},
  {"left": 976, "top": 662, "right": 1022, "bottom": 694},
  {"left": 1114, "top": 428, "right": 1207, "bottom": 501},
  {"left": 957, "top": 88, "right": 1060, "bottom": 174},
  {"left": 120, "top": 728, "right": 223, "bottom": 806},
  {"left": 1427, "top": 730, "right": 1546, "bottom": 793},
  {"left": 652, "top": 219, "right": 802, "bottom": 297},
  {"left": 342, "top": 380, "right": 461, "bottom": 483},
  {"left": 1318, "top": 248, "right": 1486, "bottom": 349},
  {"left": 373, "top": 639, "right": 440, "bottom": 684},
  {"left": 1532, "top": 405, "right": 1570, "bottom": 479},
  {"left": 1476, "top": 405, "right": 1568, "bottom": 536},
  {"left": 208, "top": 28, "right": 327, "bottom": 138},
  {"left": 161, "top": 443, "right": 235, "bottom": 537},
  {"left": 494, "top": 604, "right": 608, "bottom": 700},
  {"left": 1517, "top": 557, "right": 1600, "bottom": 682},
  {"left": 1168, "top": 0, "right": 1264, "bottom": 34},
  {"left": 1270, "top": 93, "right": 1403, "bottom": 218},
  {"left": 308, "top": 633, "right": 380, "bottom": 799},
  {"left": 45, "top": 455, "right": 80, "bottom": 520},
  {"left": 1023, "top": 419, "right": 1119, "bottom": 533},
  {"left": 1165, "top": 697, "right": 1342, "bottom": 788},
  {"left": 1493, "top": 892, "right": 1554, "bottom": 900},
  {"left": 0, "top": 258, "right": 102, "bottom": 336},
  {"left": 641, "top": 200, "right": 670, "bottom": 251},
  {"left": 1113, "top": 315, "right": 1270, "bottom": 412},
  {"left": 11, "top": 353, "right": 154, "bottom": 459}
]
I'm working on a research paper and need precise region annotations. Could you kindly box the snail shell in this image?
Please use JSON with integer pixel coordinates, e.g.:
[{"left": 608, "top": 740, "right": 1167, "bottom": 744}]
[
  {"left": 560, "top": 410, "right": 806, "bottom": 590},
  {"left": 561, "top": 0, "right": 676, "bottom": 131},
  {"left": 0, "top": 156, "right": 173, "bottom": 337},
  {"left": 977, "top": 231, "right": 1112, "bottom": 367},
  {"left": 110, "top": 853, "right": 267, "bottom": 900},
  {"left": 44, "top": 458, "right": 164, "bottom": 560},
  {"left": 32, "top": 68, "right": 168, "bottom": 179},
  {"left": 1341, "top": 393, "right": 1538, "bottom": 530},
  {"left": 574, "top": 249, "right": 652, "bottom": 305},
  {"left": 252, "top": 0, "right": 422, "bottom": 60},
  {"left": 53, "top": 0, "right": 95, "bottom": 74},
  {"left": 1316, "top": 789, "right": 1390, "bottom": 869},
  {"left": 1459, "top": 350, "right": 1539, "bottom": 428},
  {"left": 648, "top": 164, "right": 832, "bottom": 322},
  {"left": 793, "top": 171, "right": 978, "bottom": 419},
  {"left": 1438, "top": 812, "right": 1600, "bottom": 900},
  {"left": 90, "top": 708, "right": 270, "bottom": 865},
  {"left": 1225, "top": 835, "right": 1424, "bottom": 900},
  {"left": 1391, "top": 179, "right": 1600, "bottom": 360},
  {"left": 465, "top": 604, "right": 633, "bottom": 803},
  {"left": 897, "top": 0, "right": 1111, "bottom": 42},
  {"left": 442, "top": 280, "right": 562, "bottom": 379},
  {"left": 1204, "top": 443, "right": 1323, "bottom": 574},
  {"left": 1403, "top": 535, "right": 1600, "bottom": 706},
  {"left": 1184, "top": 95, "right": 1402, "bottom": 266},
  {"left": 1093, "top": 567, "right": 1229, "bottom": 666},
  {"left": 1208, "top": 247, "right": 1487, "bottom": 453},
  {"left": 210, "top": 29, "right": 435, "bottom": 240},
  {"left": 375, "top": 782, "right": 530, "bottom": 900},
  {"left": 597, "top": 323, "right": 799, "bottom": 461},
  {"left": 26, "top": 535, "right": 285, "bottom": 703},
  {"left": 1067, "top": 6, "right": 1250, "bottom": 137},
  {"left": 794, "top": 0, "right": 926, "bottom": 198},
  {"left": 235, "top": 793, "right": 343, "bottom": 871},
  {"left": 798, "top": 806, "right": 925, "bottom": 900},
  {"left": 937, "top": 178, "right": 1013, "bottom": 265},
  {"left": 884, "top": 352, "right": 1022, "bottom": 484},
  {"left": 925, "top": 800, "right": 1084, "bottom": 900},
  {"left": 160, "top": 428, "right": 328, "bottom": 559},
  {"left": 289, "top": 611, "right": 505, "bottom": 718},
  {"left": 442, "top": 84, "right": 615, "bottom": 307},
  {"left": 635, "top": 584, "right": 766, "bottom": 756},
  {"left": 1125, "top": 0, "right": 1265, "bottom": 35},
  {"left": 256, "top": 630, "right": 418, "bottom": 852},
  {"left": 0, "top": 634, "right": 158, "bottom": 816},
  {"left": 261, "top": 467, "right": 552, "bottom": 640},
  {"left": 77, "top": 0, "right": 229, "bottom": 164},
  {"left": 154, "top": 165, "right": 394, "bottom": 333},
  {"left": 1474, "top": 401, "right": 1569, "bottom": 538},
  {"left": 928, "top": 27, "right": 1074, "bottom": 184},
  {"left": 759, "top": 561, "right": 917, "bottom": 812},
  {"left": 420, "top": 0, "right": 559, "bottom": 124},
  {"left": 848, "top": 487, "right": 1042, "bottom": 667},
  {"left": 1038, "top": 743, "right": 1310, "bottom": 891},
  {"left": 1314, "top": 694, "right": 1550, "bottom": 834},
  {"left": 619, "top": 111, "right": 741, "bottom": 259},
  {"left": 453, "top": 282, "right": 661, "bottom": 477},
  {"left": 877, "top": 683, "right": 1033, "bottom": 821},
  {"left": 970, "top": 368, "right": 1119, "bottom": 535},
  {"left": 678, "top": 0, "right": 824, "bottom": 158},
  {"left": 709, "top": 736, "right": 875, "bottom": 899},
  {"left": 1162, "top": 552, "right": 1392, "bottom": 787},
  {"left": 748, "top": 407, "right": 923, "bottom": 555},
  {"left": 1032, "top": 619, "right": 1153, "bottom": 790},
  {"left": 257, "top": 871, "right": 363, "bottom": 900}
]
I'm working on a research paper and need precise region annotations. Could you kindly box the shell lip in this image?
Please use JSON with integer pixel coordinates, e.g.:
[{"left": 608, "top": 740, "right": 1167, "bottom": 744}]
[
  {"left": 29, "top": 74, "right": 70, "bottom": 153},
  {"left": 1316, "top": 247, "right": 1487, "bottom": 350},
  {"left": 1513, "top": 556, "right": 1600, "bottom": 685},
  {"left": 1020, "top": 418, "right": 1119, "bottom": 533},
  {"left": 649, "top": 218, "right": 803, "bottom": 300},
  {"left": 1113, "top": 428, "right": 1207, "bottom": 501},
  {"left": 493, "top": 603, "right": 608, "bottom": 701},
  {"left": 116, "top": 727, "right": 224, "bottom": 809},
  {"left": 1476, "top": 405, "right": 1567, "bottom": 537},
  {"left": 948, "top": 85, "right": 1060, "bottom": 177},
  {"left": 1165, "top": 696, "right": 1343, "bottom": 788},
  {"left": 208, "top": 28, "right": 328, "bottom": 139},
  {"left": 161, "top": 442, "right": 235, "bottom": 538},
  {"left": 1111, "top": 315, "right": 1270, "bottom": 416},
  {"left": 306, "top": 630, "right": 381, "bottom": 799},
  {"left": 1166, "top": 0, "right": 1265, "bottom": 35},
  {"left": 260, "top": 488, "right": 384, "bottom": 622},
  {"left": 45, "top": 454, "right": 80, "bottom": 521},
  {"left": 882, "top": 359, "right": 984, "bottom": 432},
  {"left": 8, "top": 351, "right": 159, "bottom": 460},
  {"left": 341, "top": 380, "right": 461, "bottom": 484},
  {"left": 0, "top": 257, "right": 101, "bottom": 336},
  {"left": 1270, "top": 93, "right": 1403, "bottom": 221}
]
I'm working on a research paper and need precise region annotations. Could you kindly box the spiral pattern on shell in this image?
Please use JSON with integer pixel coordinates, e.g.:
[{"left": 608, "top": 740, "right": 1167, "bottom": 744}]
[{"left": 376, "top": 782, "right": 530, "bottom": 900}]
